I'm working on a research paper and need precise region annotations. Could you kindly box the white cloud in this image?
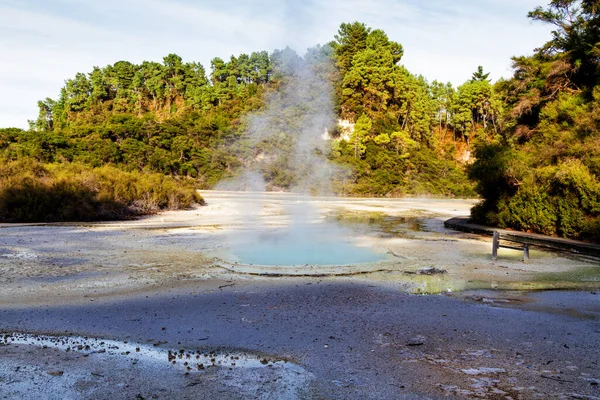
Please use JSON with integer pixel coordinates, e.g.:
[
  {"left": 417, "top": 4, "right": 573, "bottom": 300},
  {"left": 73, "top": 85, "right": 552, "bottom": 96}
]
[{"left": 0, "top": 0, "right": 553, "bottom": 129}]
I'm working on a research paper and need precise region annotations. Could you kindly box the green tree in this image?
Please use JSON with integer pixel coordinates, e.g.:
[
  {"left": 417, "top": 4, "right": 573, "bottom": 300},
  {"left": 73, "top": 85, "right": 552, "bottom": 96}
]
[
  {"left": 64, "top": 72, "right": 92, "bottom": 112},
  {"left": 529, "top": 0, "right": 600, "bottom": 88},
  {"left": 340, "top": 29, "right": 403, "bottom": 118},
  {"left": 451, "top": 76, "right": 499, "bottom": 143},
  {"left": 332, "top": 22, "right": 370, "bottom": 73},
  {"left": 140, "top": 61, "right": 166, "bottom": 111},
  {"left": 430, "top": 80, "right": 455, "bottom": 134},
  {"left": 35, "top": 98, "right": 56, "bottom": 131},
  {"left": 350, "top": 114, "right": 372, "bottom": 158},
  {"left": 471, "top": 66, "right": 490, "bottom": 82}
]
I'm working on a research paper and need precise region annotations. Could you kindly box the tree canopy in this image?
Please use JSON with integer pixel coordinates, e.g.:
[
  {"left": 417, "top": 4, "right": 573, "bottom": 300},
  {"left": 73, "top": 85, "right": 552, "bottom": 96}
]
[{"left": 470, "top": 0, "right": 600, "bottom": 240}]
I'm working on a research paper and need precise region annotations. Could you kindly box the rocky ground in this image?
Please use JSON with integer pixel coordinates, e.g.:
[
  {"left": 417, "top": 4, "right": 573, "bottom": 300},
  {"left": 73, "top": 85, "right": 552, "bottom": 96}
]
[{"left": 0, "top": 191, "right": 598, "bottom": 399}]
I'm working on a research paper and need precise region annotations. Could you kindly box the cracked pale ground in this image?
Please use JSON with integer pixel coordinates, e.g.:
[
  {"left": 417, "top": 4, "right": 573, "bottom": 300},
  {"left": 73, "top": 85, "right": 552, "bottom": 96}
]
[{"left": 0, "top": 191, "right": 598, "bottom": 399}]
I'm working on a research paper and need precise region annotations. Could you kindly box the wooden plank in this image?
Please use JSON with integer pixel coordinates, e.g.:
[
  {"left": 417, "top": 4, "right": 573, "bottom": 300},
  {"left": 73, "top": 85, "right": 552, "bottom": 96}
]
[{"left": 498, "top": 245, "right": 523, "bottom": 251}]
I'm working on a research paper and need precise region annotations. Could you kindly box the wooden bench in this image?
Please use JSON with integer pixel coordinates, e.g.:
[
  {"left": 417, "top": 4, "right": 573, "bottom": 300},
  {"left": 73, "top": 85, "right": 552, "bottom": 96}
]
[{"left": 491, "top": 231, "right": 530, "bottom": 262}]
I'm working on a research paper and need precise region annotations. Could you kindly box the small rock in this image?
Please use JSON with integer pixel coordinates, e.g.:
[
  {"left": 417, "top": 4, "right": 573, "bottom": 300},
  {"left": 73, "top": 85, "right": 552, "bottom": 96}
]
[
  {"left": 406, "top": 336, "right": 426, "bottom": 346},
  {"left": 47, "top": 370, "right": 64, "bottom": 377},
  {"left": 417, "top": 267, "right": 447, "bottom": 275}
]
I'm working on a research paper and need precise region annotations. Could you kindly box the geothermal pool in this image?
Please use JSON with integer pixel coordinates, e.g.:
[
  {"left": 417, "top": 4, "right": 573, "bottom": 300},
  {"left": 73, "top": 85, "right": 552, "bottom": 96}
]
[
  {"left": 224, "top": 222, "right": 388, "bottom": 266},
  {"left": 210, "top": 191, "right": 391, "bottom": 266}
]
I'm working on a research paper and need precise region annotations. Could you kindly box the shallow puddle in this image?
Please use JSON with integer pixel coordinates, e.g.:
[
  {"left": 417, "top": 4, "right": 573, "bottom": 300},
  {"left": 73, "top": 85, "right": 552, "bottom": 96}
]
[
  {"left": 330, "top": 210, "right": 432, "bottom": 238},
  {"left": 0, "top": 332, "right": 300, "bottom": 372}
]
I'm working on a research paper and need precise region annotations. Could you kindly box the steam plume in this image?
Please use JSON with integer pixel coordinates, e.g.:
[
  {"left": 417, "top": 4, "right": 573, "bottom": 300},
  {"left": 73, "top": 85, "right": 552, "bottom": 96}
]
[{"left": 217, "top": 45, "right": 348, "bottom": 194}]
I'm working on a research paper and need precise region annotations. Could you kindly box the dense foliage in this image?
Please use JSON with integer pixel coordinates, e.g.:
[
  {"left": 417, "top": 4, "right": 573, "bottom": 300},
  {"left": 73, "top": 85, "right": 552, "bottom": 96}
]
[
  {"left": 470, "top": 0, "right": 600, "bottom": 240},
  {"left": 328, "top": 23, "right": 498, "bottom": 196},
  {"left": 1, "top": 21, "right": 487, "bottom": 207},
  {"left": 0, "top": 159, "right": 203, "bottom": 222},
  {"left": 25, "top": 53, "right": 272, "bottom": 186}
]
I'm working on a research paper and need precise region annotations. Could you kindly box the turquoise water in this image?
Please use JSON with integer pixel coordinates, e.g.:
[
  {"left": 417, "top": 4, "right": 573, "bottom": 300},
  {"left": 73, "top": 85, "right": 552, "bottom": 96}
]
[{"left": 229, "top": 225, "right": 386, "bottom": 266}]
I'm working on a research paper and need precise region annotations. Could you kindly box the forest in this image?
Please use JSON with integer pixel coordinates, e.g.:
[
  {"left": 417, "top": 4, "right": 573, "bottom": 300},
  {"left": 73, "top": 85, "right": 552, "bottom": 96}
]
[{"left": 0, "top": 0, "right": 598, "bottom": 240}]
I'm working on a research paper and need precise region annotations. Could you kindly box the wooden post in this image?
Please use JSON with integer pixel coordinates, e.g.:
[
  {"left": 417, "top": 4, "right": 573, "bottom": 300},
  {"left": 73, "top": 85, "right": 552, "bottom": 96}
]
[
  {"left": 492, "top": 231, "right": 499, "bottom": 261},
  {"left": 523, "top": 243, "right": 529, "bottom": 263}
]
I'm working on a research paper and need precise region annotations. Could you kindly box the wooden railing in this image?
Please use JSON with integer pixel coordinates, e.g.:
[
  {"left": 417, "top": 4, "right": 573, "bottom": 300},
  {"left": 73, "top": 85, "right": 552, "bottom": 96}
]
[
  {"left": 492, "top": 231, "right": 529, "bottom": 262},
  {"left": 444, "top": 217, "right": 600, "bottom": 260}
]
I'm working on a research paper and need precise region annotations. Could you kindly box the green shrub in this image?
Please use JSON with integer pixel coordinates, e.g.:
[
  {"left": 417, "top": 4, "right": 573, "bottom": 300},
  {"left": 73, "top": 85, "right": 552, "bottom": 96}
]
[
  {"left": 471, "top": 158, "right": 600, "bottom": 240},
  {"left": 0, "top": 160, "right": 203, "bottom": 222}
]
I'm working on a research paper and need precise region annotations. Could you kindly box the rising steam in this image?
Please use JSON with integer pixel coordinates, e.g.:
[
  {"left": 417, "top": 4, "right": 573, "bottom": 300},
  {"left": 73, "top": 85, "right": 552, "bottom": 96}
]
[{"left": 216, "top": 45, "right": 348, "bottom": 195}]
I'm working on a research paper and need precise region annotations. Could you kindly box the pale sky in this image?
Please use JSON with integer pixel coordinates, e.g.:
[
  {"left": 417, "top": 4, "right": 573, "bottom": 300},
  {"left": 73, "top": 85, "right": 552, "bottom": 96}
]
[{"left": 0, "top": 0, "right": 553, "bottom": 129}]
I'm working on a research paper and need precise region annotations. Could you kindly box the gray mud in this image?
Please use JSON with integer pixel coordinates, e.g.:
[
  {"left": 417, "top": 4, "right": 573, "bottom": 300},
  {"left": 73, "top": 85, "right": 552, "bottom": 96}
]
[{"left": 1, "top": 283, "right": 599, "bottom": 399}]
